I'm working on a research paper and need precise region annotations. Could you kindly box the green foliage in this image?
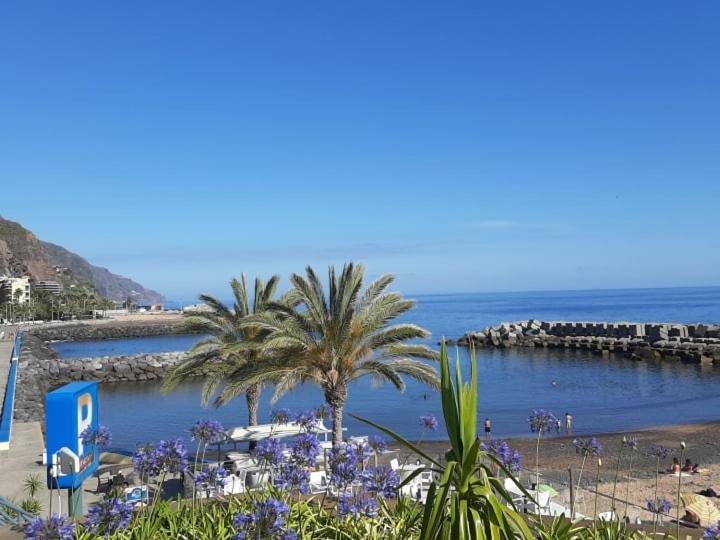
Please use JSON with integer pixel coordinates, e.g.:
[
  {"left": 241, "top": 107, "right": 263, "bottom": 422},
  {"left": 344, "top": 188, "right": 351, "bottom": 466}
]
[
  {"left": 23, "top": 473, "right": 42, "bottom": 499},
  {"left": 19, "top": 498, "right": 41, "bottom": 515},
  {"left": 70, "top": 494, "right": 423, "bottom": 540}
]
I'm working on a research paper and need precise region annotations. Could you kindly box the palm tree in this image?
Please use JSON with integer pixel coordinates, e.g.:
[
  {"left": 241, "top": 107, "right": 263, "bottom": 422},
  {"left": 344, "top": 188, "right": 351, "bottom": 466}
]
[
  {"left": 232, "top": 263, "right": 441, "bottom": 446},
  {"left": 162, "top": 274, "right": 281, "bottom": 428}
]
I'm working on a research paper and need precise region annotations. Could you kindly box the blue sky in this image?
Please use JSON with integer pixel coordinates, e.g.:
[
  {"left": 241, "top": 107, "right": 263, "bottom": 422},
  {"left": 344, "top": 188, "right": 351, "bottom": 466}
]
[{"left": 1, "top": 1, "right": 719, "bottom": 300}]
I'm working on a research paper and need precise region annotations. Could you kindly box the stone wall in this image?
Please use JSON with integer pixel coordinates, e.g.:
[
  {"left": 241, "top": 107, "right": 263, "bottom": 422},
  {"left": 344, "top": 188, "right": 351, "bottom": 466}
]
[
  {"left": 457, "top": 320, "right": 720, "bottom": 364},
  {"left": 26, "top": 321, "right": 183, "bottom": 342},
  {"left": 14, "top": 333, "right": 190, "bottom": 423}
]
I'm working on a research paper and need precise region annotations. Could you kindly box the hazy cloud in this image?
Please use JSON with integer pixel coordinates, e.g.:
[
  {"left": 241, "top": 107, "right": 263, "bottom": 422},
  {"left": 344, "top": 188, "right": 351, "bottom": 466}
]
[{"left": 469, "top": 220, "right": 571, "bottom": 232}]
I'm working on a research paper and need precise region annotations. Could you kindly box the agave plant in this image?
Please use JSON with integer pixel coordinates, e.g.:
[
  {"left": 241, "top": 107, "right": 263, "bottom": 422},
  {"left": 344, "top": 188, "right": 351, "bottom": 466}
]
[{"left": 354, "top": 342, "right": 533, "bottom": 540}]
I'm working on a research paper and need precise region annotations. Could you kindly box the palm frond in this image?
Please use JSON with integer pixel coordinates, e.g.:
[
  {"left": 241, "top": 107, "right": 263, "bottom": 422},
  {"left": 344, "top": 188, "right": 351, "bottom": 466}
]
[
  {"left": 377, "top": 343, "right": 441, "bottom": 361},
  {"left": 385, "top": 358, "right": 440, "bottom": 389},
  {"left": 355, "top": 360, "right": 405, "bottom": 391},
  {"left": 366, "top": 323, "right": 431, "bottom": 349}
]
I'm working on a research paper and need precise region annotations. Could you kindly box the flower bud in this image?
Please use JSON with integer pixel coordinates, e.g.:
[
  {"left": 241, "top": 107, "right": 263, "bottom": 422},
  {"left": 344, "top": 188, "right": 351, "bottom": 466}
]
[{"left": 680, "top": 441, "right": 686, "bottom": 450}]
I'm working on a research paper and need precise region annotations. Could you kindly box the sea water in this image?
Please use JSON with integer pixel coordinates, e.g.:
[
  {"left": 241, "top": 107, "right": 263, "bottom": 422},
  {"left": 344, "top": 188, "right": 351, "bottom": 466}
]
[{"left": 51, "top": 287, "right": 720, "bottom": 452}]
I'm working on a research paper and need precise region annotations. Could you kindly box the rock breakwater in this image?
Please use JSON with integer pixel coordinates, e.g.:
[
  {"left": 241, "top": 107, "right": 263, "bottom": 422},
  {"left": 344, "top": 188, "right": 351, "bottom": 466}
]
[
  {"left": 15, "top": 333, "right": 191, "bottom": 423},
  {"left": 457, "top": 320, "right": 720, "bottom": 364}
]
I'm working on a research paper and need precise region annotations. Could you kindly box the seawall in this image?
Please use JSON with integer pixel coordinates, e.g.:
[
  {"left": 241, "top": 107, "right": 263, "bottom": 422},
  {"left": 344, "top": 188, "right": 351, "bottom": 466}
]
[
  {"left": 26, "top": 320, "right": 182, "bottom": 342},
  {"left": 14, "top": 333, "right": 192, "bottom": 423},
  {"left": 457, "top": 320, "right": 720, "bottom": 364}
]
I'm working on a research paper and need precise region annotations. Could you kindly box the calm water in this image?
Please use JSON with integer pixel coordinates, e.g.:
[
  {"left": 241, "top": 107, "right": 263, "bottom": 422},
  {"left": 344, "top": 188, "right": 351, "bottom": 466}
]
[
  {"left": 51, "top": 334, "right": 203, "bottom": 358},
  {"left": 54, "top": 287, "right": 720, "bottom": 452}
]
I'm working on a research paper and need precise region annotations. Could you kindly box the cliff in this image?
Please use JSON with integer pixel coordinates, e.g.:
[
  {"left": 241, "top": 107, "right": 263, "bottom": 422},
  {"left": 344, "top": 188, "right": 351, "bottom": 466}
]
[
  {"left": 0, "top": 215, "right": 164, "bottom": 304},
  {"left": 41, "top": 241, "right": 164, "bottom": 304}
]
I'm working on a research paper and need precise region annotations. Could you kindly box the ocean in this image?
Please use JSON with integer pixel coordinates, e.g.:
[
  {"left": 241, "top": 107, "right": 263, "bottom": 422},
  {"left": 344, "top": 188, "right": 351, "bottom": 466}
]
[{"left": 52, "top": 286, "right": 720, "bottom": 452}]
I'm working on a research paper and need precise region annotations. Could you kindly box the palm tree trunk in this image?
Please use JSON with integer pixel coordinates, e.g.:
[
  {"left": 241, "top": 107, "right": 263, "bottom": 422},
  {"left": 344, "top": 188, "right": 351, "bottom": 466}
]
[
  {"left": 245, "top": 383, "right": 261, "bottom": 451},
  {"left": 245, "top": 383, "right": 261, "bottom": 426},
  {"left": 324, "top": 384, "right": 347, "bottom": 447}
]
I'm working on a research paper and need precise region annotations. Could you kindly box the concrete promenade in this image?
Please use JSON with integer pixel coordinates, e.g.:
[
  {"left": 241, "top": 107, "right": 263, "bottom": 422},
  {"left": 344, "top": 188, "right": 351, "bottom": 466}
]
[{"left": 0, "top": 329, "right": 102, "bottom": 537}]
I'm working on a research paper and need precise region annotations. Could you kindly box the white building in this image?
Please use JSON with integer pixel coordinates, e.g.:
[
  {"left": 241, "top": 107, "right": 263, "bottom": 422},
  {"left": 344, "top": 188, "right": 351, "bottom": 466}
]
[
  {"left": 32, "top": 280, "right": 63, "bottom": 295},
  {"left": 0, "top": 277, "right": 31, "bottom": 304}
]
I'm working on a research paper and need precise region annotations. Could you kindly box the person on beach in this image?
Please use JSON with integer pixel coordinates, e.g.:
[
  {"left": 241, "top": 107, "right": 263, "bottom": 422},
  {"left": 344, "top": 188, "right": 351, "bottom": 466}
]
[
  {"left": 681, "top": 459, "right": 693, "bottom": 473},
  {"left": 565, "top": 412, "right": 573, "bottom": 434},
  {"left": 484, "top": 417, "right": 491, "bottom": 440},
  {"left": 670, "top": 457, "right": 681, "bottom": 474},
  {"left": 555, "top": 418, "right": 562, "bottom": 433}
]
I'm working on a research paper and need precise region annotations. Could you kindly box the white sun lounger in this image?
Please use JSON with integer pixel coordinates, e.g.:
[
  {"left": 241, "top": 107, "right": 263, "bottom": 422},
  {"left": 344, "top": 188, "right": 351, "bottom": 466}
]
[{"left": 225, "top": 420, "right": 334, "bottom": 443}]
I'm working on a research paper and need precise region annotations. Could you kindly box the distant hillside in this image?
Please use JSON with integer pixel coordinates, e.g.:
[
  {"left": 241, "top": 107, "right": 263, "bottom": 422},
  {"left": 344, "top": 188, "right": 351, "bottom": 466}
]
[{"left": 0, "top": 215, "right": 164, "bottom": 304}]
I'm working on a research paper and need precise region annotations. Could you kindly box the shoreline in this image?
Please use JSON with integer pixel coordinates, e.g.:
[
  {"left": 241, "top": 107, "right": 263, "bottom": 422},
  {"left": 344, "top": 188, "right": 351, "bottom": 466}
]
[{"left": 417, "top": 419, "right": 720, "bottom": 472}]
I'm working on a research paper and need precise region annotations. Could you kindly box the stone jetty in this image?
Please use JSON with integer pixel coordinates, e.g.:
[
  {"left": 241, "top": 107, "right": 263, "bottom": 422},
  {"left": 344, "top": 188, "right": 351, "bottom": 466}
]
[{"left": 457, "top": 320, "right": 720, "bottom": 364}]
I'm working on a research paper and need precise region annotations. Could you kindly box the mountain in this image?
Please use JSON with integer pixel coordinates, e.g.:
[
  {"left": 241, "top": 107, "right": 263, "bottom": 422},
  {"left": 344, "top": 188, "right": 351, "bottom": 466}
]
[{"left": 0, "top": 215, "right": 164, "bottom": 304}]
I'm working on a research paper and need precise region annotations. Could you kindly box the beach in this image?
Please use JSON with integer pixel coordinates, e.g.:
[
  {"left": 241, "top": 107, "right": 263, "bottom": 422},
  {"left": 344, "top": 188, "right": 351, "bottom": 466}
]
[{"left": 415, "top": 420, "right": 720, "bottom": 521}]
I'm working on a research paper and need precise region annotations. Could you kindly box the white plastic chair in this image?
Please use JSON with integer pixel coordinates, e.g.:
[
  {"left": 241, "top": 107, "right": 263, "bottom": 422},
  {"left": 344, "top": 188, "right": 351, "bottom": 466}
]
[
  {"left": 503, "top": 478, "right": 526, "bottom": 507},
  {"left": 222, "top": 471, "right": 246, "bottom": 495},
  {"left": 309, "top": 470, "right": 328, "bottom": 494},
  {"left": 525, "top": 490, "right": 551, "bottom": 515}
]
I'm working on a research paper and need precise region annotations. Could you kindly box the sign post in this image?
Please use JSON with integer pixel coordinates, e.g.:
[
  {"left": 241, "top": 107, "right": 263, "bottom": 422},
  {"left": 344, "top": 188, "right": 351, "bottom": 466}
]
[{"left": 45, "top": 382, "right": 100, "bottom": 517}]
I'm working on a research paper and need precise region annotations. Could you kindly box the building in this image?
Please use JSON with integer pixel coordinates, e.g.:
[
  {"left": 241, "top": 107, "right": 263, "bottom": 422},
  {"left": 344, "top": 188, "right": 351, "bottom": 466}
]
[
  {"left": 0, "top": 277, "right": 31, "bottom": 304},
  {"left": 32, "top": 280, "right": 63, "bottom": 295}
]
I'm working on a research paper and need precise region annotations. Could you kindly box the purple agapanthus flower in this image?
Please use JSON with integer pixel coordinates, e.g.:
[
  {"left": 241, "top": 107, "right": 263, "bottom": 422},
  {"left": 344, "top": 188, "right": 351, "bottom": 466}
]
[
  {"left": 481, "top": 439, "right": 523, "bottom": 473},
  {"left": 573, "top": 437, "right": 602, "bottom": 457},
  {"left": 646, "top": 497, "right": 672, "bottom": 514},
  {"left": 194, "top": 465, "right": 228, "bottom": 493},
  {"left": 275, "top": 462, "right": 311, "bottom": 495},
  {"left": 133, "top": 443, "right": 161, "bottom": 478},
  {"left": 368, "top": 435, "right": 388, "bottom": 455},
  {"left": 25, "top": 514, "right": 75, "bottom": 540},
  {"left": 527, "top": 409, "right": 558, "bottom": 434},
  {"left": 649, "top": 445, "right": 671, "bottom": 459},
  {"left": 294, "top": 411, "right": 318, "bottom": 433},
  {"left": 254, "top": 438, "right": 286, "bottom": 468},
  {"left": 328, "top": 443, "right": 359, "bottom": 488},
  {"left": 155, "top": 438, "right": 189, "bottom": 474},
  {"left": 419, "top": 415, "right": 438, "bottom": 431},
  {"left": 81, "top": 425, "right": 112, "bottom": 448},
  {"left": 704, "top": 521, "right": 720, "bottom": 539},
  {"left": 290, "top": 433, "right": 320, "bottom": 467},
  {"left": 361, "top": 465, "right": 399, "bottom": 498},
  {"left": 509, "top": 449, "right": 522, "bottom": 473},
  {"left": 189, "top": 419, "right": 226, "bottom": 444},
  {"left": 623, "top": 436, "right": 639, "bottom": 451},
  {"left": 352, "top": 440, "right": 372, "bottom": 465},
  {"left": 232, "top": 498, "right": 295, "bottom": 540},
  {"left": 338, "top": 491, "right": 379, "bottom": 519},
  {"left": 270, "top": 408, "right": 293, "bottom": 425},
  {"left": 84, "top": 498, "right": 134, "bottom": 536}
]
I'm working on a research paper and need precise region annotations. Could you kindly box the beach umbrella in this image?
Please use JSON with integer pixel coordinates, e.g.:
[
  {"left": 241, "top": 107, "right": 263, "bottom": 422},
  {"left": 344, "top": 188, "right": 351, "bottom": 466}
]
[
  {"left": 685, "top": 499, "right": 720, "bottom": 527},
  {"left": 681, "top": 493, "right": 703, "bottom": 508},
  {"left": 538, "top": 484, "right": 559, "bottom": 497}
]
